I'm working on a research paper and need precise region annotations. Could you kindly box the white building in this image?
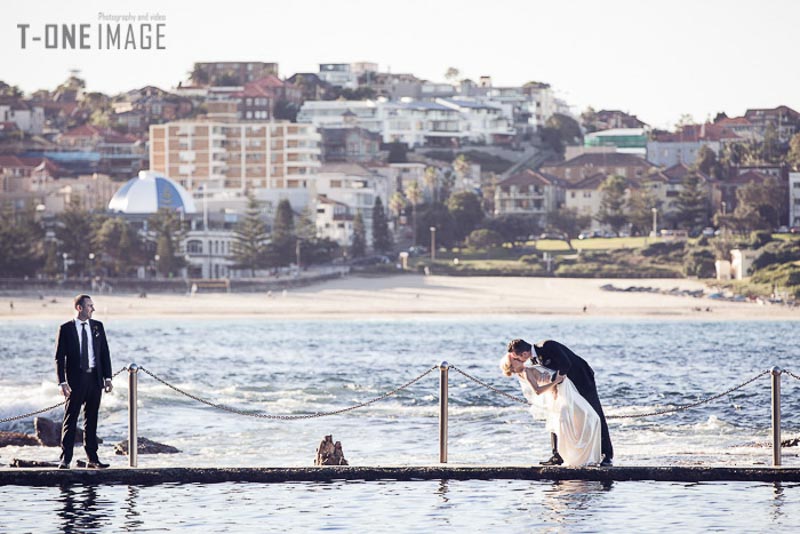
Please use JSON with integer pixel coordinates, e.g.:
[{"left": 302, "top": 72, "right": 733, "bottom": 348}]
[
  {"left": 296, "top": 100, "right": 381, "bottom": 131},
  {"left": 790, "top": 172, "right": 800, "bottom": 227},
  {"left": 436, "top": 98, "right": 515, "bottom": 144},
  {"left": 314, "top": 163, "right": 391, "bottom": 246},
  {"left": 0, "top": 101, "right": 45, "bottom": 135},
  {"left": 318, "top": 63, "right": 358, "bottom": 89},
  {"left": 314, "top": 195, "right": 354, "bottom": 246}
]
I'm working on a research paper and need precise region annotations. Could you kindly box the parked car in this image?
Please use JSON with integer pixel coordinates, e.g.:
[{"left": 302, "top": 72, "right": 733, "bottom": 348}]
[
  {"left": 776, "top": 226, "right": 789, "bottom": 233},
  {"left": 406, "top": 246, "right": 428, "bottom": 257},
  {"left": 791, "top": 226, "right": 800, "bottom": 234},
  {"left": 702, "top": 227, "right": 716, "bottom": 237},
  {"left": 539, "top": 232, "right": 565, "bottom": 240}
]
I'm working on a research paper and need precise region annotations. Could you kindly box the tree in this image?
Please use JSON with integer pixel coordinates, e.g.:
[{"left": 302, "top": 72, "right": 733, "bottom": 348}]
[
  {"left": 452, "top": 154, "right": 470, "bottom": 193},
  {"left": 0, "top": 210, "right": 44, "bottom": 277},
  {"left": 350, "top": 212, "right": 366, "bottom": 258},
  {"left": 580, "top": 106, "right": 598, "bottom": 133},
  {"left": 190, "top": 65, "right": 210, "bottom": 85},
  {"left": 444, "top": 67, "right": 460, "bottom": 83},
  {"left": 371, "top": 197, "right": 392, "bottom": 253},
  {"left": 389, "top": 191, "right": 407, "bottom": 221},
  {"left": 447, "top": 191, "right": 484, "bottom": 243},
  {"left": 760, "top": 123, "right": 782, "bottom": 164},
  {"left": 788, "top": 133, "right": 800, "bottom": 171},
  {"left": 404, "top": 181, "right": 423, "bottom": 244},
  {"left": 694, "top": 145, "right": 722, "bottom": 179},
  {"left": 481, "top": 214, "right": 540, "bottom": 247},
  {"left": 232, "top": 195, "right": 269, "bottom": 276},
  {"left": 545, "top": 114, "right": 582, "bottom": 146},
  {"left": 387, "top": 142, "right": 408, "bottom": 163},
  {"left": 267, "top": 199, "right": 296, "bottom": 266},
  {"left": 734, "top": 177, "right": 785, "bottom": 231},
  {"left": 148, "top": 209, "right": 186, "bottom": 277},
  {"left": 627, "top": 187, "right": 659, "bottom": 236},
  {"left": 547, "top": 207, "right": 591, "bottom": 249},
  {"left": 55, "top": 206, "right": 95, "bottom": 277},
  {"left": 273, "top": 99, "right": 298, "bottom": 121},
  {"left": 416, "top": 202, "right": 456, "bottom": 248},
  {"left": 424, "top": 166, "right": 439, "bottom": 203},
  {"left": 596, "top": 175, "right": 628, "bottom": 233},
  {"left": 93, "top": 217, "right": 143, "bottom": 277},
  {"left": 675, "top": 173, "right": 709, "bottom": 231},
  {"left": 467, "top": 229, "right": 503, "bottom": 249}
]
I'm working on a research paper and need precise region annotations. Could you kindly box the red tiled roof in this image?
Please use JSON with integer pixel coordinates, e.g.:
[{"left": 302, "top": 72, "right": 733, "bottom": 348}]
[
  {"left": 499, "top": 168, "right": 561, "bottom": 187},
  {"left": 726, "top": 170, "right": 775, "bottom": 184},
  {"left": 547, "top": 152, "right": 654, "bottom": 168},
  {"left": 61, "top": 124, "right": 104, "bottom": 137},
  {"left": 565, "top": 172, "right": 606, "bottom": 189}
]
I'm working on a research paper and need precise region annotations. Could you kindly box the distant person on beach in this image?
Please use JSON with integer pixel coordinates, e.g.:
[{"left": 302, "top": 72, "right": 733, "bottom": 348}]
[
  {"left": 501, "top": 350, "right": 601, "bottom": 467},
  {"left": 506, "top": 338, "right": 613, "bottom": 466},
  {"left": 54, "top": 294, "right": 114, "bottom": 469}
]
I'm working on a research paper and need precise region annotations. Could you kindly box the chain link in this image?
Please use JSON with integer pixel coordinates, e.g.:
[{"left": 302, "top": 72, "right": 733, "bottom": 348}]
[
  {"left": 0, "top": 367, "right": 127, "bottom": 424},
  {"left": 452, "top": 365, "right": 770, "bottom": 420},
  {"left": 606, "top": 370, "right": 770, "bottom": 419},
  {"left": 450, "top": 365, "right": 529, "bottom": 405},
  {"left": 138, "top": 365, "right": 438, "bottom": 420},
  {"left": 784, "top": 369, "right": 800, "bottom": 382}
]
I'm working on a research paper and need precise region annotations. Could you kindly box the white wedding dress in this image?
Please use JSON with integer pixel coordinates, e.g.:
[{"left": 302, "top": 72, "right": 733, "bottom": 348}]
[{"left": 517, "top": 367, "right": 601, "bottom": 467}]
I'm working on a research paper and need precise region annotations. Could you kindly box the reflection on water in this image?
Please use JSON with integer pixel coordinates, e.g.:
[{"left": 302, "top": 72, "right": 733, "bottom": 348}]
[
  {"left": 2, "top": 479, "right": 800, "bottom": 532},
  {"left": 57, "top": 485, "right": 110, "bottom": 533}
]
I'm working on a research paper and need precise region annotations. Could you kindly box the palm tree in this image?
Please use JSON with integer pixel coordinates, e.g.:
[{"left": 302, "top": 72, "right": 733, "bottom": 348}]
[
  {"left": 424, "top": 166, "right": 439, "bottom": 203},
  {"left": 404, "top": 181, "right": 423, "bottom": 245}
]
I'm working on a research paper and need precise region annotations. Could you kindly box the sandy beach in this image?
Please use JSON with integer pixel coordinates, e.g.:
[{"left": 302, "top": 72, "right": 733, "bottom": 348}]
[{"left": 2, "top": 275, "right": 797, "bottom": 320}]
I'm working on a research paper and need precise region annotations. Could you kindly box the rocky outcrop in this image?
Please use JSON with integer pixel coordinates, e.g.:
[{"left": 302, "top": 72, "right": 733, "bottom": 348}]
[
  {"left": 10, "top": 458, "right": 59, "bottom": 468},
  {"left": 114, "top": 437, "right": 181, "bottom": 455},
  {"left": 314, "top": 435, "right": 348, "bottom": 466},
  {"left": 0, "top": 432, "right": 40, "bottom": 447},
  {"left": 33, "top": 417, "right": 96, "bottom": 447}
]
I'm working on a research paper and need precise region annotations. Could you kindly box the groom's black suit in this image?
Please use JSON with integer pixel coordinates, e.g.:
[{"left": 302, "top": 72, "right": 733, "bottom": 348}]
[
  {"left": 54, "top": 319, "right": 112, "bottom": 464},
  {"left": 534, "top": 339, "right": 613, "bottom": 461}
]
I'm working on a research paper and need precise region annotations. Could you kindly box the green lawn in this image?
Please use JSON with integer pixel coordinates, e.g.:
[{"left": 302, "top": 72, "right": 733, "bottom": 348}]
[{"left": 532, "top": 236, "right": 658, "bottom": 251}]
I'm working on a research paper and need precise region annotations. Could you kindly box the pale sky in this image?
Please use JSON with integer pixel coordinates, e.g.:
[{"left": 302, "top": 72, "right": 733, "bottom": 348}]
[{"left": 3, "top": 0, "right": 798, "bottom": 129}]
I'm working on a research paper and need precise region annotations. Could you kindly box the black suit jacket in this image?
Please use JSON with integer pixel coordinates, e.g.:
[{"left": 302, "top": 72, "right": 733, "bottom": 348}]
[{"left": 54, "top": 319, "right": 112, "bottom": 388}]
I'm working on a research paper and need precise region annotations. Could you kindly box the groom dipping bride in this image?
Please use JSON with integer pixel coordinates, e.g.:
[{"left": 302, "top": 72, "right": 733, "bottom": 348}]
[{"left": 501, "top": 338, "right": 614, "bottom": 467}]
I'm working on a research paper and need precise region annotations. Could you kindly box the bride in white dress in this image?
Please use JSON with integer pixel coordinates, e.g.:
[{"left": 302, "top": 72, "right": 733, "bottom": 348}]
[{"left": 501, "top": 353, "right": 601, "bottom": 467}]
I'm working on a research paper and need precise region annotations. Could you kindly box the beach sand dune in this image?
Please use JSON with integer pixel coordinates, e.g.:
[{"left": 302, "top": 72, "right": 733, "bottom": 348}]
[{"left": 2, "top": 275, "right": 796, "bottom": 320}]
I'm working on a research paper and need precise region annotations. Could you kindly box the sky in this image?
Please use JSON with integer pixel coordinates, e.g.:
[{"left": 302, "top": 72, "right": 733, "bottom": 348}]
[{"left": 3, "top": 0, "right": 798, "bottom": 129}]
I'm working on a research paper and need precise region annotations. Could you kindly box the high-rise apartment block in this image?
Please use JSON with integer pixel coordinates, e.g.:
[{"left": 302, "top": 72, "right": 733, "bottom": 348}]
[{"left": 149, "top": 120, "right": 321, "bottom": 193}]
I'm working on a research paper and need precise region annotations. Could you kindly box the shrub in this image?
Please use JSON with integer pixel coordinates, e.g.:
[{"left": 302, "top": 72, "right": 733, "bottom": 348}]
[
  {"left": 750, "top": 230, "right": 774, "bottom": 248},
  {"left": 466, "top": 229, "right": 504, "bottom": 249},
  {"left": 683, "top": 248, "right": 716, "bottom": 278},
  {"left": 518, "top": 254, "right": 539, "bottom": 265}
]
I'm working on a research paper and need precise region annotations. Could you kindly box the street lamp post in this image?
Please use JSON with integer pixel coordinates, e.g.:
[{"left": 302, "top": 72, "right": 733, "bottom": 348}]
[
  {"left": 88, "top": 253, "right": 95, "bottom": 286},
  {"left": 429, "top": 227, "right": 437, "bottom": 262},
  {"left": 62, "top": 253, "right": 68, "bottom": 280},
  {"left": 651, "top": 207, "right": 658, "bottom": 237},
  {"left": 296, "top": 239, "right": 302, "bottom": 271},
  {"left": 154, "top": 254, "right": 160, "bottom": 279}
]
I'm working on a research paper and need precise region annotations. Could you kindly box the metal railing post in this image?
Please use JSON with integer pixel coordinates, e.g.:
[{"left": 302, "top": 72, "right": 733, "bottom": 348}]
[
  {"left": 439, "top": 361, "right": 449, "bottom": 464},
  {"left": 128, "top": 363, "right": 139, "bottom": 468},
  {"left": 770, "top": 366, "right": 782, "bottom": 467}
]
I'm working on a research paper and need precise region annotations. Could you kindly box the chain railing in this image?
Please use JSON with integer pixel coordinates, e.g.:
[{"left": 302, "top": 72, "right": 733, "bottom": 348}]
[
  {"left": 0, "top": 367, "right": 126, "bottom": 424},
  {"left": 138, "top": 365, "right": 438, "bottom": 420},
  {"left": 3, "top": 363, "right": 797, "bottom": 468}
]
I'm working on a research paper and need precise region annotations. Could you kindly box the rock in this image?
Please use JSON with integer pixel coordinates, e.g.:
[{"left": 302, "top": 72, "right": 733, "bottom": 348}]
[
  {"left": 782, "top": 437, "right": 800, "bottom": 448},
  {"left": 114, "top": 437, "right": 181, "bottom": 456},
  {"left": 0, "top": 432, "right": 40, "bottom": 447},
  {"left": 314, "top": 434, "right": 348, "bottom": 466},
  {"left": 10, "top": 458, "right": 59, "bottom": 468},
  {"left": 34, "top": 417, "right": 97, "bottom": 447}
]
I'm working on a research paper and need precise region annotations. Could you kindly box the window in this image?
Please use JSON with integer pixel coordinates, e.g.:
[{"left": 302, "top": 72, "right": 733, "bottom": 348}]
[{"left": 187, "top": 240, "right": 203, "bottom": 254}]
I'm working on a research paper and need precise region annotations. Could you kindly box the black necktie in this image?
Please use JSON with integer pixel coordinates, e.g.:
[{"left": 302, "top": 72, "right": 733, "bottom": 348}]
[{"left": 80, "top": 322, "right": 89, "bottom": 371}]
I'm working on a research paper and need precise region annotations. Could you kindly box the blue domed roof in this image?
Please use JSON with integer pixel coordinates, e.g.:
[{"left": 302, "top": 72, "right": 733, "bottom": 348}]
[{"left": 108, "top": 171, "right": 196, "bottom": 214}]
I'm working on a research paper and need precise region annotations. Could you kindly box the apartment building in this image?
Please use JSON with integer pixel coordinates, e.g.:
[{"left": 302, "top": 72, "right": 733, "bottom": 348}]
[
  {"left": 790, "top": 173, "right": 800, "bottom": 227},
  {"left": 149, "top": 120, "right": 321, "bottom": 208}
]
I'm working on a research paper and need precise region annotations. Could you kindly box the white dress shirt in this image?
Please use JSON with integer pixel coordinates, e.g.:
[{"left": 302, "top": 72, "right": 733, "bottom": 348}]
[{"left": 73, "top": 318, "right": 97, "bottom": 368}]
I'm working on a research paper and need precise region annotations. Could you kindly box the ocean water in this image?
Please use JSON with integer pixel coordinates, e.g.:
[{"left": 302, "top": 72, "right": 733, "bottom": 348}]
[{"left": 1, "top": 317, "right": 799, "bottom": 531}]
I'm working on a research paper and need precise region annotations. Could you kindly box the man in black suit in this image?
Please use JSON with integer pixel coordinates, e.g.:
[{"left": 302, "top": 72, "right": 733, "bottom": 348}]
[
  {"left": 55, "top": 294, "right": 113, "bottom": 469},
  {"left": 507, "top": 338, "right": 613, "bottom": 467}
]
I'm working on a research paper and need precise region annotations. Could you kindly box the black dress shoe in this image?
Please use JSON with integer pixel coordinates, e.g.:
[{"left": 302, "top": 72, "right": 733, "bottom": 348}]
[
  {"left": 86, "top": 460, "right": 110, "bottom": 469},
  {"left": 540, "top": 454, "right": 564, "bottom": 466},
  {"left": 58, "top": 462, "right": 70, "bottom": 470},
  {"left": 600, "top": 457, "right": 613, "bottom": 467}
]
